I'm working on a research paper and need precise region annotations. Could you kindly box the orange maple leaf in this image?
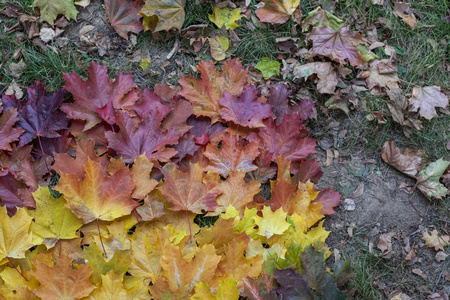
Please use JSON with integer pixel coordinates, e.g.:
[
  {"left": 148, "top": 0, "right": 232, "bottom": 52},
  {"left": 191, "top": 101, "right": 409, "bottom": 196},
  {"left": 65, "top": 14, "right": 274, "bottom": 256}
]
[
  {"left": 158, "top": 162, "right": 220, "bottom": 214},
  {"left": 203, "top": 132, "right": 260, "bottom": 177},
  {"left": 179, "top": 59, "right": 247, "bottom": 123},
  {"left": 55, "top": 159, "right": 139, "bottom": 223},
  {"left": 32, "top": 255, "right": 95, "bottom": 300}
]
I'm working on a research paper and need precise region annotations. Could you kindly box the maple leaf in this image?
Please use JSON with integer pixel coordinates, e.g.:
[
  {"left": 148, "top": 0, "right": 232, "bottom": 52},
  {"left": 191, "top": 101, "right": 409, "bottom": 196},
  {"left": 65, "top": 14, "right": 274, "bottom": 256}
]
[
  {"left": 0, "top": 109, "right": 24, "bottom": 151},
  {"left": 61, "top": 62, "right": 138, "bottom": 130},
  {"left": 187, "top": 116, "right": 226, "bottom": 146},
  {"left": 105, "top": 111, "right": 181, "bottom": 163},
  {"left": 415, "top": 158, "right": 450, "bottom": 200},
  {"left": 160, "top": 243, "right": 221, "bottom": 292},
  {"left": 274, "top": 268, "right": 312, "bottom": 299},
  {"left": 409, "top": 86, "right": 449, "bottom": 120},
  {"left": 292, "top": 158, "right": 323, "bottom": 183},
  {"left": 242, "top": 272, "right": 279, "bottom": 300},
  {"left": 308, "top": 26, "right": 364, "bottom": 66},
  {"left": 83, "top": 242, "right": 131, "bottom": 285},
  {"left": 135, "top": 194, "right": 165, "bottom": 221},
  {"left": 216, "top": 239, "right": 263, "bottom": 287},
  {"left": 86, "top": 270, "right": 129, "bottom": 299},
  {"left": 179, "top": 59, "right": 247, "bottom": 123},
  {"left": 422, "top": 230, "right": 449, "bottom": 251},
  {"left": 219, "top": 86, "right": 272, "bottom": 128},
  {"left": 0, "top": 173, "right": 35, "bottom": 216},
  {"left": 104, "top": 0, "right": 144, "bottom": 40},
  {"left": 28, "top": 186, "right": 83, "bottom": 247},
  {"left": 0, "top": 266, "right": 39, "bottom": 299},
  {"left": 55, "top": 158, "right": 138, "bottom": 223},
  {"left": 266, "top": 83, "right": 292, "bottom": 125},
  {"left": 254, "top": 206, "right": 291, "bottom": 239},
  {"left": 381, "top": 141, "right": 428, "bottom": 177},
  {"left": 246, "top": 148, "right": 277, "bottom": 183},
  {"left": 32, "top": 254, "right": 95, "bottom": 300},
  {"left": 192, "top": 278, "right": 240, "bottom": 300},
  {"left": 0, "top": 144, "right": 38, "bottom": 191},
  {"left": 158, "top": 162, "right": 219, "bottom": 214},
  {"left": 0, "top": 206, "right": 34, "bottom": 262},
  {"left": 256, "top": 0, "right": 300, "bottom": 24},
  {"left": 258, "top": 114, "right": 316, "bottom": 162},
  {"left": 33, "top": 0, "right": 78, "bottom": 24},
  {"left": 208, "top": 7, "right": 242, "bottom": 29},
  {"left": 139, "top": 0, "right": 185, "bottom": 32},
  {"left": 212, "top": 170, "right": 260, "bottom": 214},
  {"left": 130, "top": 154, "right": 158, "bottom": 199},
  {"left": 203, "top": 132, "right": 260, "bottom": 177},
  {"left": 1, "top": 82, "right": 68, "bottom": 147}
]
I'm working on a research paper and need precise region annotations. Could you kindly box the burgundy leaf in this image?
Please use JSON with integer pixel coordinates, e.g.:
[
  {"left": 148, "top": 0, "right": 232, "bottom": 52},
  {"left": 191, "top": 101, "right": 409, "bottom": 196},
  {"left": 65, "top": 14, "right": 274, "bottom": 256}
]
[
  {"left": 2, "top": 82, "right": 68, "bottom": 146},
  {"left": 0, "top": 108, "right": 24, "bottom": 151},
  {"left": 0, "top": 173, "right": 35, "bottom": 216},
  {"left": 267, "top": 82, "right": 292, "bottom": 125},
  {"left": 219, "top": 86, "right": 273, "bottom": 128},
  {"left": 187, "top": 116, "right": 226, "bottom": 146},
  {"left": 292, "top": 158, "right": 323, "bottom": 183},
  {"left": 61, "top": 62, "right": 139, "bottom": 130},
  {"left": 258, "top": 113, "right": 317, "bottom": 162},
  {"left": 104, "top": 0, "right": 144, "bottom": 40},
  {"left": 106, "top": 111, "right": 182, "bottom": 163},
  {"left": 274, "top": 268, "right": 312, "bottom": 300},
  {"left": 293, "top": 98, "right": 316, "bottom": 122},
  {"left": 312, "top": 187, "right": 341, "bottom": 215}
]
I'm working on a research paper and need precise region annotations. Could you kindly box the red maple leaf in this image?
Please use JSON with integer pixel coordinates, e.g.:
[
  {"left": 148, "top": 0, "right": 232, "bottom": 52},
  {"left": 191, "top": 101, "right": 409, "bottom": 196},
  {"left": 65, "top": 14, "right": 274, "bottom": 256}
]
[
  {"left": 258, "top": 113, "right": 316, "bottom": 162},
  {"left": 219, "top": 86, "right": 273, "bottom": 128},
  {"left": 61, "top": 62, "right": 139, "bottom": 130},
  {"left": 105, "top": 111, "right": 181, "bottom": 163},
  {"left": 1, "top": 82, "right": 68, "bottom": 147},
  {"left": 291, "top": 158, "right": 323, "bottom": 182},
  {"left": 0, "top": 173, "right": 35, "bottom": 216},
  {"left": 104, "top": 0, "right": 144, "bottom": 40}
]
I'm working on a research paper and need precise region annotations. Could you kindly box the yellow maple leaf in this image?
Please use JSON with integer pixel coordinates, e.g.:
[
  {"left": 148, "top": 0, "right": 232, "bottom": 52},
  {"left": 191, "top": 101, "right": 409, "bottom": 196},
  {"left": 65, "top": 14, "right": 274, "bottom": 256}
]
[
  {"left": 192, "top": 278, "right": 240, "bottom": 300},
  {"left": 0, "top": 267, "right": 39, "bottom": 299},
  {"left": 0, "top": 206, "right": 34, "bottom": 263},
  {"left": 28, "top": 186, "right": 83, "bottom": 248},
  {"left": 139, "top": 0, "right": 185, "bottom": 32},
  {"left": 85, "top": 270, "right": 128, "bottom": 299},
  {"left": 209, "top": 36, "right": 230, "bottom": 61},
  {"left": 254, "top": 206, "right": 291, "bottom": 239},
  {"left": 130, "top": 154, "right": 158, "bottom": 199}
]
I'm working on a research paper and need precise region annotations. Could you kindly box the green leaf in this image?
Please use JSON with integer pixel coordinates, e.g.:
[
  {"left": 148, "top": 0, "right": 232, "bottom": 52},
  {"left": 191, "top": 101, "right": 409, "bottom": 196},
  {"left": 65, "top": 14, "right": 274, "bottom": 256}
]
[
  {"left": 357, "top": 45, "right": 378, "bottom": 62},
  {"left": 416, "top": 158, "right": 450, "bottom": 199},
  {"left": 332, "top": 260, "right": 352, "bottom": 289},
  {"left": 255, "top": 58, "right": 281, "bottom": 80},
  {"left": 33, "top": 0, "right": 78, "bottom": 24},
  {"left": 301, "top": 247, "right": 326, "bottom": 290}
]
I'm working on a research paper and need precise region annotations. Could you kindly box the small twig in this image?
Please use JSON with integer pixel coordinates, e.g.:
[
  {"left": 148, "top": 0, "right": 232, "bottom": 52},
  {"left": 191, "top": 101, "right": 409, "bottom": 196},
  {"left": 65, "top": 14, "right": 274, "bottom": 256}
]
[
  {"left": 166, "top": 39, "right": 180, "bottom": 60},
  {"left": 433, "top": 255, "right": 450, "bottom": 293}
]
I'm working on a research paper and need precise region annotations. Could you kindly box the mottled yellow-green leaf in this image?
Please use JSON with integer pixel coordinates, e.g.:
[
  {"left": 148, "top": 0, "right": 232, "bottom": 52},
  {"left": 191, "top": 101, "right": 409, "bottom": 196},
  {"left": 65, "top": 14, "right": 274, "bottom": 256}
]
[
  {"left": 209, "top": 36, "right": 230, "bottom": 61},
  {"left": 208, "top": 7, "right": 242, "bottom": 29},
  {"left": 255, "top": 57, "right": 281, "bottom": 80},
  {"left": 33, "top": 0, "right": 78, "bottom": 24}
]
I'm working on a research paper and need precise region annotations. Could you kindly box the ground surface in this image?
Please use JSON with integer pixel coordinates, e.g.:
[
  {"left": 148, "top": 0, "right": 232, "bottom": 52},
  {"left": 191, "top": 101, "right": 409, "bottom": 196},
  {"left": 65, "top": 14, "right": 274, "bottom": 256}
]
[{"left": 1, "top": 0, "right": 449, "bottom": 299}]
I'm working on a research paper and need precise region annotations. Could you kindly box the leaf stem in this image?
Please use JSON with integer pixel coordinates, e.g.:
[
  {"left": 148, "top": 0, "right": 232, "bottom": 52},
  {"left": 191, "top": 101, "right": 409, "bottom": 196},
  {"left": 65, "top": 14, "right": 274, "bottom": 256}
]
[
  {"left": 185, "top": 209, "right": 192, "bottom": 238},
  {"left": 58, "top": 239, "right": 62, "bottom": 257},
  {"left": 37, "top": 135, "right": 50, "bottom": 174},
  {"left": 133, "top": 209, "right": 142, "bottom": 229},
  {"left": 96, "top": 218, "right": 107, "bottom": 258},
  {"left": 7, "top": 257, "right": 28, "bottom": 281}
]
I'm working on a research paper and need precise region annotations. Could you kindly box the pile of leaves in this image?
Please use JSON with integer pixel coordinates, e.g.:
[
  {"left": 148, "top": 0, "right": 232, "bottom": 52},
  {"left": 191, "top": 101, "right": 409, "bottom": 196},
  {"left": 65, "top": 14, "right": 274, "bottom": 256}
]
[{"left": 0, "top": 59, "right": 350, "bottom": 299}]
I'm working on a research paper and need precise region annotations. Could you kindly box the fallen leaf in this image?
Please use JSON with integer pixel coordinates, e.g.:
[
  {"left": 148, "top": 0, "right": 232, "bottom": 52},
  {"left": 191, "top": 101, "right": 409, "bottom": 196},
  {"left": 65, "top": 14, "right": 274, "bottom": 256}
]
[
  {"left": 0, "top": 109, "right": 24, "bottom": 151},
  {"left": 104, "top": 0, "right": 144, "bottom": 39},
  {"left": 377, "top": 232, "right": 394, "bottom": 253},
  {"left": 33, "top": 0, "right": 78, "bottom": 24},
  {"left": 423, "top": 230, "right": 450, "bottom": 251},
  {"left": 8, "top": 59, "right": 26, "bottom": 79},
  {"left": 139, "top": 0, "right": 185, "bottom": 32},
  {"left": 256, "top": 0, "right": 300, "bottom": 24},
  {"left": 409, "top": 86, "right": 449, "bottom": 120},
  {"left": 302, "top": 6, "right": 345, "bottom": 31},
  {"left": 416, "top": 158, "right": 450, "bottom": 200},
  {"left": 209, "top": 36, "right": 229, "bottom": 61},
  {"left": 208, "top": 7, "right": 241, "bottom": 29},
  {"left": 32, "top": 255, "right": 95, "bottom": 300},
  {"left": 255, "top": 57, "right": 281, "bottom": 80},
  {"left": 381, "top": 141, "right": 428, "bottom": 177},
  {"left": 308, "top": 26, "right": 364, "bottom": 66},
  {"left": 412, "top": 268, "right": 428, "bottom": 281},
  {"left": 294, "top": 62, "right": 339, "bottom": 94},
  {"left": 219, "top": 85, "right": 272, "bottom": 128}
]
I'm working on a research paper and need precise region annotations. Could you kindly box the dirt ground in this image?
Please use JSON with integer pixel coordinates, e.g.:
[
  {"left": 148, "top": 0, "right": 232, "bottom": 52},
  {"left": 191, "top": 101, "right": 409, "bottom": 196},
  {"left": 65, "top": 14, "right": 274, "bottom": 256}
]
[{"left": 50, "top": 2, "right": 450, "bottom": 298}]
